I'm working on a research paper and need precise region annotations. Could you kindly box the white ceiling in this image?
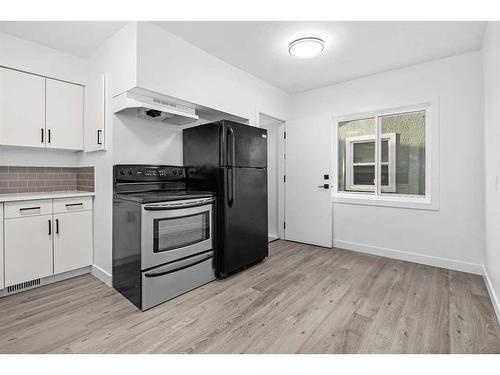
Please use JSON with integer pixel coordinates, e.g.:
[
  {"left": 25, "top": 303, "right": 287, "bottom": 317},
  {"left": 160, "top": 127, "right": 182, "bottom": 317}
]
[
  {"left": 0, "top": 21, "right": 127, "bottom": 58},
  {"left": 155, "top": 21, "right": 486, "bottom": 94},
  {"left": 0, "top": 21, "right": 486, "bottom": 93}
]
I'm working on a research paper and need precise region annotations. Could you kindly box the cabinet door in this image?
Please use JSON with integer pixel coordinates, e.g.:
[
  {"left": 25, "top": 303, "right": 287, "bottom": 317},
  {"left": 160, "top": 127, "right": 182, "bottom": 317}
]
[
  {"left": 0, "top": 204, "right": 4, "bottom": 289},
  {"left": 4, "top": 215, "right": 53, "bottom": 286},
  {"left": 84, "top": 73, "right": 106, "bottom": 152},
  {"left": 46, "top": 78, "right": 84, "bottom": 150},
  {"left": 54, "top": 210, "right": 92, "bottom": 274},
  {"left": 0, "top": 67, "right": 46, "bottom": 148}
]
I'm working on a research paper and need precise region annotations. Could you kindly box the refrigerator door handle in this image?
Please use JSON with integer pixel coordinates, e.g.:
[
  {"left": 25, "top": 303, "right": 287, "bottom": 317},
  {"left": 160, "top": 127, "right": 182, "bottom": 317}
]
[
  {"left": 226, "top": 125, "right": 235, "bottom": 167},
  {"left": 228, "top": 168, "right": 235, "bottom": 207}
]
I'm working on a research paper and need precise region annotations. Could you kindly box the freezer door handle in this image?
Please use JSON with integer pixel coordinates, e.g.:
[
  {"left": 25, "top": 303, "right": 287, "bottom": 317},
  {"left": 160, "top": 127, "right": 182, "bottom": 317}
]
[{"left": 226, "top": 125, "right": 235, "bottom": 167}]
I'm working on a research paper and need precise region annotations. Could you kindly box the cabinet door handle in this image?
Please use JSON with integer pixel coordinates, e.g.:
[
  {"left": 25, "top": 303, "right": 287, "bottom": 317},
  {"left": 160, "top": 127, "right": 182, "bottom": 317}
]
[
  {"left": 56, "top": 219, "right": 59, "bottom": 234},
  {"left": 66, "top": 203, "right": 83, "bottom": 208},
  {"left": 20, "top": 206, "right": 41, "bottom": 211},
  {"left": 48, "top": 129, "right": 51, "bottom": 144},
  {"left": 41, "top": 128, "right": 44, "bottom": 143},
  {"left": 97, "top": 129, "right": 102, "bottom": 145},
  {"left": 48, "top": 219, "right": 52, "bottom": 236}
]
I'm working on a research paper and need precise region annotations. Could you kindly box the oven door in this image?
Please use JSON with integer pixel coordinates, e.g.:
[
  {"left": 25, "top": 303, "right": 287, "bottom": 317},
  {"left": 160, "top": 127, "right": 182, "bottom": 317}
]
[{"left": 141, "top": 197, "right": 215, "bottom": 270}]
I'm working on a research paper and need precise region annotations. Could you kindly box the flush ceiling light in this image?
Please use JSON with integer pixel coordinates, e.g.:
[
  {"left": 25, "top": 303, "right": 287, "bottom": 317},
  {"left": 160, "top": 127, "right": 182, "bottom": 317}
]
[{"left": 288, "top": 37, "right": 325, "bottom": 58}]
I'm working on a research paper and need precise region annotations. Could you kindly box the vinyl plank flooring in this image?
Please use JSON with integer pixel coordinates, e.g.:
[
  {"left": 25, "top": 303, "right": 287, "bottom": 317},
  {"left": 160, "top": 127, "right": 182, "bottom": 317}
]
[{"left": 0, "top": 240, "right": 499, "bottom": 354}]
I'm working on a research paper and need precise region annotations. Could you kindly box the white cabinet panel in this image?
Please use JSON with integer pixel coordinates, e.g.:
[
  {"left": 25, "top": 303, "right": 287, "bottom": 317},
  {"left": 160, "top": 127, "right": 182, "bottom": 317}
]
[
  {"left": 0, "top": 204, "right": 4, "bottom": 289},
  {"left": 4, "top": 199, "right": 52, "bottom": 219},
  {"left": 53, "top": 196, "right": 92, "bottom": 214},
  {"left": 46, "top": 78, "right": 84, "bottom": 150},
  {"left": 54, "top": 210, "right": 92, "bottom": 274},
  {"left": 4, "top": 215, "right": 53, "bottom": 286},
  {"left": 0, "top": 67, "right": 46, "bottom": 148},
  {"left": 84, "top": 74, "right": 106, "bottom": 152}
]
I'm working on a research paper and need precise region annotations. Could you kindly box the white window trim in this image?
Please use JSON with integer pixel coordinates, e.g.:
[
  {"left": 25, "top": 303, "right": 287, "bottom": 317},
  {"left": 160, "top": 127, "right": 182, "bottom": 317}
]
[
  {"left": 345, "top": 133, "right": 396, "bottom": 193},
  {"left": 332, "top": 99, "right": 440, "bottom": 211}
]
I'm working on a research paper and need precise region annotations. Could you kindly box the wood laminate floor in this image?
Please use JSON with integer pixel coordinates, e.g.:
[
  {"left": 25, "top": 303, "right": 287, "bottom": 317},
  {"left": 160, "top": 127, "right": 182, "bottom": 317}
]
[{"left": 0, "top": 240, "right": 499, "bottom": 354}]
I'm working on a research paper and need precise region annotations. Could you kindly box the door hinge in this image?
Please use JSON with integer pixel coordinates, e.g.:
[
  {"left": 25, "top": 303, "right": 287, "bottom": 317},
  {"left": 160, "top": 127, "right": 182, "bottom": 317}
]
[
  {"left": 283, "top": 221, "right": 286, "bottom": 229},
  {"left": 284, "top": 175, "right": 286, "bottom": 183},
  {"left": 284, "top": 131, "right": 286, "bottom": 139}
]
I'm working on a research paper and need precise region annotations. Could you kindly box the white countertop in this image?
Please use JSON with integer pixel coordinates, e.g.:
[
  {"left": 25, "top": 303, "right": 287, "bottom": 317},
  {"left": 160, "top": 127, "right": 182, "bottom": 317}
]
[{"left": 0, "top": 190, "right": 95, "bottom": 203}]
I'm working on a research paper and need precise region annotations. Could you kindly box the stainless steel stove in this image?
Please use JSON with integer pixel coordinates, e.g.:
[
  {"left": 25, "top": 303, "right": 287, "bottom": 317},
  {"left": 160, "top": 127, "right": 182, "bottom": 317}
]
[{"left": 112, "top": 164, "right": 216, "bottom": 311}]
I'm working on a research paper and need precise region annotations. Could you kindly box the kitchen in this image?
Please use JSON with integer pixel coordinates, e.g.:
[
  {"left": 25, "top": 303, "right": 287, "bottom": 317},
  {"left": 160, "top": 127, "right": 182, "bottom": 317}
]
[{"left": 1, "top": 9, "right": 500, "bottom": 372}]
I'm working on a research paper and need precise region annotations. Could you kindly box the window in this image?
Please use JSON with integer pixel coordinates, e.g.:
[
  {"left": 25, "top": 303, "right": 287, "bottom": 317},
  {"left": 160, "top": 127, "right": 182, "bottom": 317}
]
[
  {"left": 345, "top": 133, "right": 396, "bottom": 192},
  {"left": 335, "top": 105, "right": 433, "bottom": 209}
]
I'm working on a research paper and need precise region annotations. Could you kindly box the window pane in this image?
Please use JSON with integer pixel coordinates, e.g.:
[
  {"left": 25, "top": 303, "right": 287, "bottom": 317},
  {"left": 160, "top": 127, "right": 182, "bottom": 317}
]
[
  {"left": 338, "top": 117, "right": 375, "bottom": 193},
  {"left": 353, "top": 142, "right": 375, "bottom": 163},
  {"left": 353, "top": 165, "right": 375, "bottom": 186},
  {"left": 381, "top": 140, "right": 389, "bottom": 163},
  {"left": 379, "top": 110, "right": 426, "bottom": 195},
  {"left": 381, "top": 164, "right": 389, "bottom": 186}
]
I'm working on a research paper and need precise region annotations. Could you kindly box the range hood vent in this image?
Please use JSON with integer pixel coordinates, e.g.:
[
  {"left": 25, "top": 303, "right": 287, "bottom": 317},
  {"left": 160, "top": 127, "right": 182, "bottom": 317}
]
[{"left": 113, "top": 91, "right": 199, "bottom": 125}]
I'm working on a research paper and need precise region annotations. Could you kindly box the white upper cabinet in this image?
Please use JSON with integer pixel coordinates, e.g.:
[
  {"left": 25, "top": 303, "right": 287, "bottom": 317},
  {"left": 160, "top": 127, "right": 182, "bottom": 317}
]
[
  {"left": 0, "top": 66, "right": 85, "bottom": 151},
  {"left": 46, "top": 78, "right": 84, "bottom": 150},
  {"left": 84, "top": 73, "right": 106, "bottom": 152},
  {"left": 0, "top": 68, "right": 46, "bottom": 148}
]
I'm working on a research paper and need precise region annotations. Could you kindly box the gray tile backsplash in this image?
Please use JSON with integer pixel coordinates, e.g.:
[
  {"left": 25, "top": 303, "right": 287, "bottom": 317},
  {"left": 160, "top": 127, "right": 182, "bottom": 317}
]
[{"left": 0, "top": 166, "right": 94, "bottom": 194}]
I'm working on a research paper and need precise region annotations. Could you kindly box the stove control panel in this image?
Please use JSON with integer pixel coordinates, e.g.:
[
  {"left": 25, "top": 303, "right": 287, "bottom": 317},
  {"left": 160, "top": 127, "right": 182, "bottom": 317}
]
[{"left": 114, "top": 165, "right": 185, "bottom": 181}]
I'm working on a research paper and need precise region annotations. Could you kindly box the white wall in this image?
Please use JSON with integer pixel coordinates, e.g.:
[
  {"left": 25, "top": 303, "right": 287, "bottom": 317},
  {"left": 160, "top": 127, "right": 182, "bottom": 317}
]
[
  {"left": 136, "top": 22, "right": 290, "bottom": 125},
  {"left": 289, "top": 52, "right": 485, "bottom": 271},
  {"left": 482, "top": 22, "right": 500, "bottom": 314},
  {"left": 0, "top": 31, "right": 88, "bottom": 167}
]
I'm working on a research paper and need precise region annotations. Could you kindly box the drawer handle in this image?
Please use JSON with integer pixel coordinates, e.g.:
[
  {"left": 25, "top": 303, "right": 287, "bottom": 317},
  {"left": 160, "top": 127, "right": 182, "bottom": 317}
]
[
  {"left": 20, "top": 206, "right": 41, "bottom": 212},
  {"left": 66, "top": 203, "right": 83, "bottom": 208}
]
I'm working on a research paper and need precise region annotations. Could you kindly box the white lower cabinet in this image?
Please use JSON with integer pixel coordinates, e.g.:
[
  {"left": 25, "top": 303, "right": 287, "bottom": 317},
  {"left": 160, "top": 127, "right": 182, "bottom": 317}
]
[
  {"left": 54, "top": 210, "right": 93, "bottom": 274},
  {"left": 4, "top": 214, "right": 54, "bottom": 287},
  {"left": 2, "top": 197, "right": 93, "bottom": 289},
  {"left": 0, "top": 204, "right": 4, "bottom": 289}
]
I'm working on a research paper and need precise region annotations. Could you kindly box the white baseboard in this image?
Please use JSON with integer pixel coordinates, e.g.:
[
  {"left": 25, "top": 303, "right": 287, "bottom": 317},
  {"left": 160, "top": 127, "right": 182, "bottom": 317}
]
[
  {"left": 91, "top": 264, "right": 112, "bottom": 287},
  {"left": 0, "top": 266, "right": 91, "bottom": 297},
  {"left": 482, "top": 266, "right": 500, "bottom": 325},
  {"left": 332, "top": 239, "right": 483, "bottom": 275}
]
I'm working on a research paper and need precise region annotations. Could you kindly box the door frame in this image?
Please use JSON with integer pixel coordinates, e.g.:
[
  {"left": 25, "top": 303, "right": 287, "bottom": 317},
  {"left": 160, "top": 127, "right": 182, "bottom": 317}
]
[{"left": 257, "top": 112, "right": 286, "bottom": 240}]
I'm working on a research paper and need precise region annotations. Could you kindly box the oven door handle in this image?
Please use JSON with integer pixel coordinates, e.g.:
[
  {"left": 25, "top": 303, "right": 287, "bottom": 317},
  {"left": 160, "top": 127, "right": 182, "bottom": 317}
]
[
  {"left": 143, "top": 197, "right": 215, "bottom": 211},
  {"left": 144, "top": 251, "right": 214, "bottom": 278}
]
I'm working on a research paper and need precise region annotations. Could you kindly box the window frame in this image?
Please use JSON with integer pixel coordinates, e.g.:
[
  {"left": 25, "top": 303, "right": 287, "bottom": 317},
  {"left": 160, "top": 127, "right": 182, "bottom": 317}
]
[
  {"left": 332, "top": 100, "right": 439, "bottom": 211},
  {"left": 345, "top": 133, "right": 396, "bottom": 193}
]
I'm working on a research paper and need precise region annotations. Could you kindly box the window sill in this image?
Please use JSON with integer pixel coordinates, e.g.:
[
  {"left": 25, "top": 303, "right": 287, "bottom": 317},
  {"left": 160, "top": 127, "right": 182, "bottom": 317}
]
[{"left": 332, "top": 193, "right": 439, "bottom": 211}]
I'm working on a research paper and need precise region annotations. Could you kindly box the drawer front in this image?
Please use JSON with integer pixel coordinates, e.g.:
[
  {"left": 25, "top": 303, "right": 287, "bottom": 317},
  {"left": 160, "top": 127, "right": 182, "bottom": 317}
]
[
  {"left": 53, "top": 196, "right": 92, "bottom": 214},
  {"left": 4, "top": 199, "right": 52, "bottom": 219},
  {"left": 141, "top": 251, "right": 215, "bottom": 311}
]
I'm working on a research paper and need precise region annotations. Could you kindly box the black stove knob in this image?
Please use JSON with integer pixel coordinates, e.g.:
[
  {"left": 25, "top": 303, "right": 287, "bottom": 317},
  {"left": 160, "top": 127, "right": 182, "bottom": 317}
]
[
  {"left": 119, "top": 169, "right": 125, "bottom": 176},
  {"left": 127, "top": 169, "right": 133, "bottom": 176}
]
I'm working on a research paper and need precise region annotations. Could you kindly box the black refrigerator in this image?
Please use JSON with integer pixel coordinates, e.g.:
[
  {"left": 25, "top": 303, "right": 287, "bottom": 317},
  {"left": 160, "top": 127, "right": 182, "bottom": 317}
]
[{"left": 183, "top": 120, "right": 268, "bottom": 278}]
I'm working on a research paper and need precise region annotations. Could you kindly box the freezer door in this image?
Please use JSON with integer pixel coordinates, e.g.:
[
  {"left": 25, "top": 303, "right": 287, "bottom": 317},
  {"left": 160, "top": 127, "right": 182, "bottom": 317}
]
[
  {"left": 221, "top": 121, "right": 267, "bottom": 168},
  {"left": 219, "top": 167, "right": 268, "bottom": 276}
]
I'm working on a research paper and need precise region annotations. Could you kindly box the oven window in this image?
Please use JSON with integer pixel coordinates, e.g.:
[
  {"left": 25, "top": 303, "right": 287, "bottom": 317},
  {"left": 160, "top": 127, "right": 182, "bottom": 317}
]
[{"left": 153, "top": 211, "right": 210, "bottom": 253}]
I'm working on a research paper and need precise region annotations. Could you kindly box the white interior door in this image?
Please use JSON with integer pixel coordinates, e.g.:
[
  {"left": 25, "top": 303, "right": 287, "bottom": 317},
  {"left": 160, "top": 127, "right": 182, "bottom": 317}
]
[
  {"left": 285, "top": 116, "right": 332, "bottom": 247},
  {"left": 260, "top": 114, "right": 286, "bottom": 240}
]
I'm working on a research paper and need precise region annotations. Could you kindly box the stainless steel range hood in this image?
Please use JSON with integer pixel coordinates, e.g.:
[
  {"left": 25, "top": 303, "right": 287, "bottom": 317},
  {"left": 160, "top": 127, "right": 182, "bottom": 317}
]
[{"left": 113, "top": 90, "right": 199, "bottom": 125}]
